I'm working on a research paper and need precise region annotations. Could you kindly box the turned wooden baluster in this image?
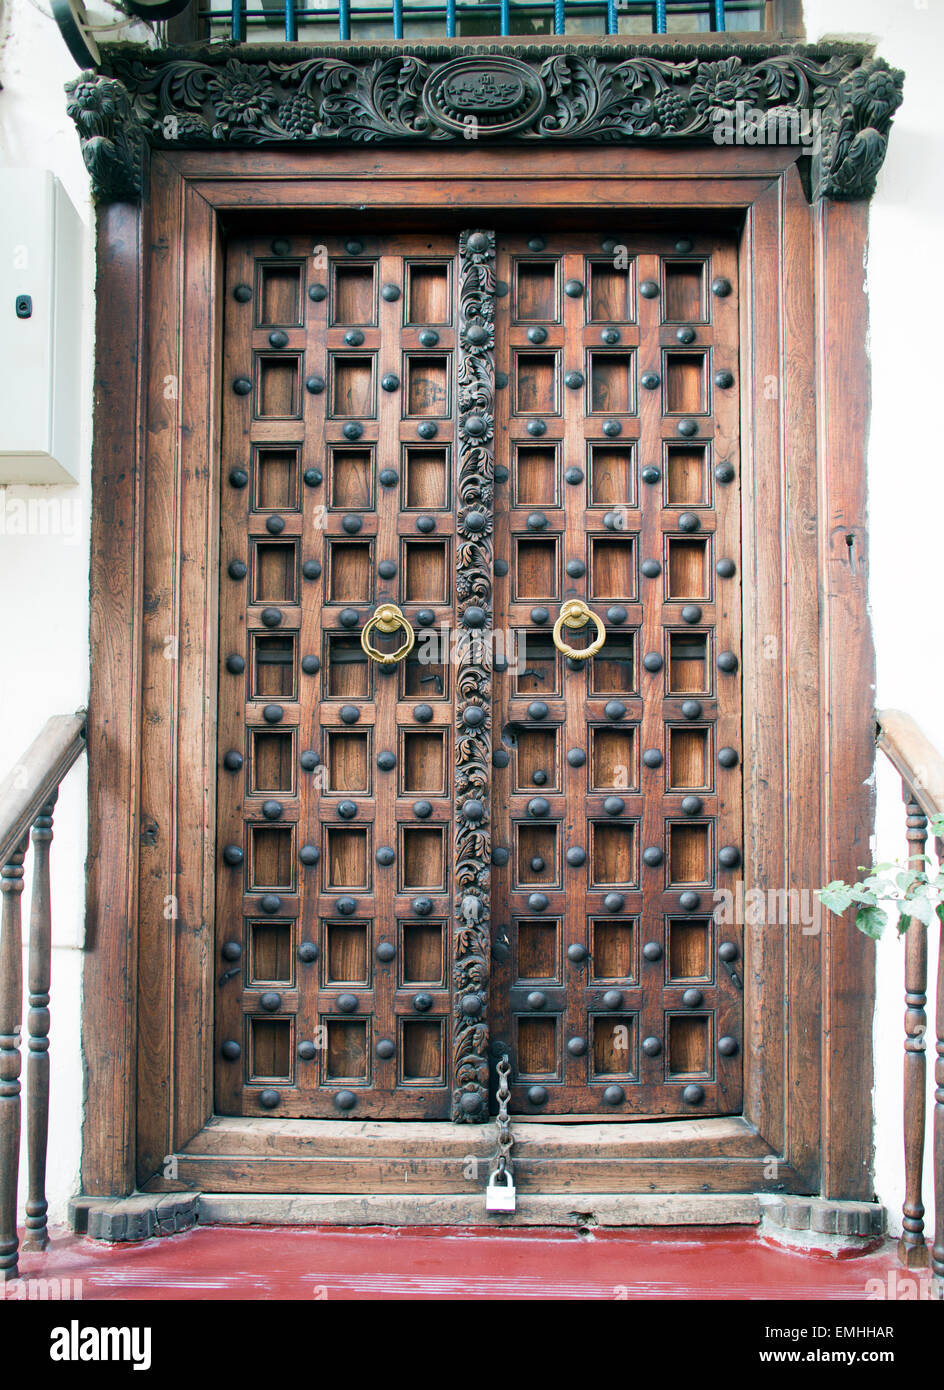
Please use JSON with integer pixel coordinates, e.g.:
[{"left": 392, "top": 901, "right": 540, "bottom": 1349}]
[
  {"left": 22, "top": 797, "right": 56, "bottom": 1253},
  {"left": 899, "top": 786, "right": 930, "bottom": 1267},
  {"left": 934, "top": 834, "right": 944, "bottom": 1284},
  {"left": 0, "top": 837, "right": 27, "bottom": 1282}
]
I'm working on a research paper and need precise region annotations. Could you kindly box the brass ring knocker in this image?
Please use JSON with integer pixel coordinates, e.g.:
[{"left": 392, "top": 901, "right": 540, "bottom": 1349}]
[
  {"left": 360, "top": 603, "right": 416, "bottom": 665},
  {"left": 552, "top": 599, "right": 606, "bottom": 662}
]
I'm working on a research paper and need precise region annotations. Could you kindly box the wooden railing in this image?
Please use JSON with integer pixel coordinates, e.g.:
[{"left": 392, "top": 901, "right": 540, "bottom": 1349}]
[
  {"left": 875, "top": 709, "right": 944, "bottom": 1281},
  {"left": 0, "top": 712, "right": 87, "bottom": 1283}
]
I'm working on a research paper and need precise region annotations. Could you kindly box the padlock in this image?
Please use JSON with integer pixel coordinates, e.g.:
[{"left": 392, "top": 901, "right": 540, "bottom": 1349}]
[{"left": 485, "top": 1166, "right": 517, "bottom": 1213}]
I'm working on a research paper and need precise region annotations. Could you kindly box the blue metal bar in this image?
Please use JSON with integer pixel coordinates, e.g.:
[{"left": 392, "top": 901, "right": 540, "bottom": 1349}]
[
  {"left": 393, "top": 0, "right": 403, "bottom": 34},
  {"left": 499, "top": 0, "right": 510, "bottom": 33},
  {"left": 231, "top": 0, "right": 244, "bottom": 42},
  {"left": 284, "top": 0, "right": 296, "bottom": 39},
  {"left": 554, "top": 0, "right": 565, "bottom": 32},
  {"left": 339, "top": 0, "right": 350, "bottom": 36},
  {"left": 654, "top": 0, "right": 667, "bottom": 31},
  {"left": 713, "top": 0, "right": 725, "bottom": 29},
  {"left": 606, "top": 0, "right": 617, "bottom": 32},
  {"left": 446, "top": 0, "right": 456, "bottom": 32}
]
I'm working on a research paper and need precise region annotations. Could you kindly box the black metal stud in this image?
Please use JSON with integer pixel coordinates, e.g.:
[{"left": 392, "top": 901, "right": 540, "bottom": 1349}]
[
  {"left": 495, "top": 371, "right": 509, "bottom": 389},
  {"left": 375, "top": 847, "right": 396, "bottom": 869},
  {"left": 530, "top": 606, "right": 550, "bottom": 625},
  {"left": 461, "top": 994, "right": 483, "bottom": 1017},
  {"left": 603, "top": 1085, "right": 625, "bottom": 1105},
  {"left": 716, "top": 557, "right": 736, "bottom": 578},
  {"left": 378, "top": 560, "right": 397, "bottom": 581},
  {"left": 602, "top": 420, "right": 622, "bottom": 437},
  {"left": 228, "top": 467, "right": 249, "bottom": 490},
  {"left": 334, "top": 1090, "right": 357, "bottom": 1113},
  {"left": 337, "top": 801, "right": 358, "bottom": 821},
  {"left": 531, "top": 771, "right": 547, "bottom": 786},
  {"left": 339, "top": 609, "right": 360, "bottom": 629},
  {"left": 381, "top": 280, "right": 401, "bottom": 301},
  {"left": 719, "top": 942, "right": 738, "bottom": 963},
  {"left": 233, "top": 377, "right": 252, "bottom": 396},
  {"left": 297, "top": 1041, "right": 317, "bottom": 1061},
  {"left": 341, "top": 513, "right": 363, "bottom": 536},
  {"left": 413, "top": 800, "right": 432, "bottom": 820},
  {"left": 464, "top": 511, "right": 487, "bottom": 533},
  {"left": 463, "top": 706, "right": 485, "bottom": 728},
  {"left": 564, "top": 278, "right": 584, "bottom": 298},
  {"left": 268, "top": 330, "right": 289, "bottom": 349},
  {"left": 711, "top": 276, "right": 732, "bottom": 297},
  {"left": 223, "top": 750, "right": 243, "bottom": 772},
  {"left": 265, "top": 515, "right": 286, "bottom": 536},
  {"left": 263, "top": 704, "right": 284, "bottom": 723},
  {"left": 641, "top": 371, "right": 660, "bottom": 390},
  {"left": 302, "top": 560, "right": 322, "bottom": 580},
  {"left": 682, "top": 1084, "right": 705, "bottom": 1105},
  {"left": 492, "top": 846, "right": 510, "bottom": 866},
  {"left": 300, "top": 751, "right": 321, "bottom": 774},
  {"left": 337, "top": 992, "right": 358, "bottom": 1013},
  {"left": 678, "top": 512, "right": 700, "bottom": 533},
  {"left": 225, "top": 654, "right": 245, "bottom": 675},
  {"left": 495, "top": 559, "right": 509, "bottom": 577},
  {"left": 602, "top": 512, "right": 623, "bottom": 532},
  {"left": 308, "top": 283, "right": 327, "bottom": 302},
  {"left": 528, "top": 797, "right": 550, "bottom": 818},
  {"left": 381, "top": 373, "right": 399, "bottom": 392},
  {"left": 642, "top": 1035, "right": 662, "bottom": 1057},
  {"left": 298, "top": 941, "right": 319, "bottom": 963},
  {"left": 564, "top": 370, "right": 585, "bottom": 390},
  {"left": 463, "top": 606, "right": 486, "bottom": 629},
  {"left": 675, "top": 237, "right": 694, "bottom": 253},
  {"left": 677, "top": 418, "right": 698, "bottom": 438},
  {"left": 566, "top": 748, "right": 586, "bottom": 768},
  {"left": 718, "top": 1035, "right": 739, "bottom": 1057},
  {"left": 642, "top": 748, "right": 663, "bottom": 768},
  {"left": 643, "top": 651, "right": 663, "bottom": 673},
  {"left": 259, "top": 990, "right": 282, "bottom": 1012},
  {"left": 305, "top": 375, "right": 325, "bottom": 394},
  {"left": 643, "top": 846, "right": 664, "bottom": 867},
  {"left": 566, "top": 847, "right": 586, "bottom": 867},
  {"left": 681, "top": 699, "right": 703, "bottom": 720},
  {"left": 417, "top": 421, "right": 438, "bottom": 439},
  {"left": 526, "top": 419, "right": 546, "bottom": 437},
  {"left": 345, "top": 238, "right": 364, "bottom": 255},
  {"left": 676, "top": 326, "right": 696, "bottom": 345},
  {"left": 718, "top": 651, "right": 739, "bottom": 674},
  {"left": 528, "top": 701, "right": 549, "bottom": 721},
  {"left": 603, "top": 892, "right": 625, "bottom": 913},
  {"left": 492, "top": 751, "right": 510, "bottom": 770},
  {"left": 641, "top": 559, "right": 662, "bottom": 579},
  {"left": 679, "top": 890, "right": 700, "bottom": 911},
  {"left": 260, "top": 894, "right": 282, "bottom": 915},
  {"left": 379, "top": 468, "right": 398, "bottom": 487},
  {"left": 607, "top": 605, "right": 628, "bottom": 624},
  {"left": 412, "top": 992, "right": 433, "bottom": 1012},
  {"left": 639, "top": 280, "right": 659, "bottom": 299},
  {"left": 641, "top": 465, "right": 661, "bottom": 485},
  {"left": 262, "top": 799, "right": 283, "bottom": 821},
  {"left": 718, "top": 747, "right": 739, "bottom": 769},
  {"left": 565, "top": 656, "right": 585, "bottom": 672},
  {"left": 340, "top": 705, "right": 360, "bottom": 724},
  {"left": 681, "top": 795, "right": 704, "bottom": 817},
  {"left": 260, "top": 607, "right": 282, "bottom": 629},
  {"left": 567, "top": 1035, "right": 587, "bottom": 1055},
  {"left": 528, "top": 893, "right": 549, "bottom": 912},
  {"left": 344, "top": 329, "right": 365, "bottom": 346},
  {"left": 603, "top": 796, "right": 625, "bottom": 816},
  {"left": 681, "top": 604, "right": 702, "bottom": 625},
  {"left": 375, "top": 1039, "right": 395, "bottom": 1059},
  {"left": 565, "top": 560, "right": 586, "bottom": 579},
  {"left": 233, "top": 284, "right": 252, "bottom": 303},
  {"left": 221, "top": 940, "right": 242, "bottom": 961},
  {"left": 526, "top": 512, "right": 548, "bottom": 533},
  {"left": 376, "top": 751, "right": 396, "bottom": 773},
  {"left": 642, "top": 941, "right": 663, "bottom": 962},
  {"left": 221, "top": 1040, "right": 241, "bottom": 1060},
  {"left": 719, "top": 845, "right": 741, "bottom": 869},
  {"left": 714, "top": 369, "right": 734, "bottom": 389},
  {"left": 343, "top": 422, "right": 363, "bottom": 440},
  {"left": 526, "top": 991, "right": 546, "bottom": 1010},
  {"left": 527, "top": 326, "right": 548, "bottom": 344},
  {"left": 299, "top": 844, "right": 320, "bottom": 865},
  {"left": 259, "top": 1089, "right": 281, "bottom": 1109},
  {"left": 564, "top": 466, "right": 584, "bottom": 485},
  {"left": 602, "top": 989, "right": 623, "bottom": 1009},
  {"left": 528, "top": 1086, "right": 548, "bottom": 1106},
  {"left": 527, "top": 235, "right": 547, "bottom": 252},
  {"left": 604, "top": 700, "right": 626, "bottom": 722},
  {"left": 418, "top": 329, "right": 439, "bottom": 347}
]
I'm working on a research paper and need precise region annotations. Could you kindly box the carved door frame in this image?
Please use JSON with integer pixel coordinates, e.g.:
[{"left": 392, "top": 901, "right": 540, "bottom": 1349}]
[{"left": 75, "top": 42, "right": 898, "bottom": 1200}]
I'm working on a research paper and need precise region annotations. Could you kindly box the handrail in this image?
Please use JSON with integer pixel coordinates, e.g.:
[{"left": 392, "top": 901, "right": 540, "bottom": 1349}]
[
  {"left": 0, "top": 711, "right": 87, "bottom": 1283},
  {"left": 876, "top": 708, "right": 944, "bottom": 822},
  {"left": 874, "top": 708, "right": 944, "bottom": 1285},
  {"left": 0, "top": 712, "right": 87, "bottom": 870}
]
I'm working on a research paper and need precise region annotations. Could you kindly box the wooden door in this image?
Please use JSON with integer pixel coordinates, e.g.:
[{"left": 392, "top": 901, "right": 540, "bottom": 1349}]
[
  {"left": 215, "top": 232, "right": 463, "bottom": 1118},
  {"left": 490, "top": 232, "right": 744, "bottom": 1117}
]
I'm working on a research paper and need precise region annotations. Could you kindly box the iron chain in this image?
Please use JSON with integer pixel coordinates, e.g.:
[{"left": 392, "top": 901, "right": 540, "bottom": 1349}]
[{"left": 494, "top": 1054, "right": 513, "bottom": 1178}]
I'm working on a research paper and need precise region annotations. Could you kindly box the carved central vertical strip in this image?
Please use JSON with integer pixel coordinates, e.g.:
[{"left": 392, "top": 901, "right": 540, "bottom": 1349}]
[{"left": 452, "top": 230, "right": 496, "bottom": 1122}]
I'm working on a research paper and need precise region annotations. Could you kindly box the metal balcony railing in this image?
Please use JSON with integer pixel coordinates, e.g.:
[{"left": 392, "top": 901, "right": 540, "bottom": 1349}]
[{"left": 199, "top": 0, "right": 770, "bottom": 43}]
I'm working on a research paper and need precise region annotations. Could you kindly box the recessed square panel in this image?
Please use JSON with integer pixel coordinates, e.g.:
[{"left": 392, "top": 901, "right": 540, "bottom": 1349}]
[
  {"left": 399, "top": 826, "right": 446, "bottom": 893},
  {"left": 401, "top": 648, "right": 449, "bottom": 701},
  {"left": 668, "top": 727, "right": 710, "bottom": 791},
  {"left": 325, "top": 1019, "right": 369, "bottom": 1081},
  {"left": 590, "top": 727, "right": 635, "bottom": 791},
  {"left": 662, "top": 260, "right": 708, "bottom": 323},
  {"left": 666, "top": 538, "right": 710, "bottom": 600},
  {"left": 324, "top": 827, "right": 370, "bottom": 891},
  {"left": 664, "top": 351, "right": 708, "bottom": 414},
  {"left": 401, "top": 539, "right": 450, "bottom": 604},
  {"left": 401, "top": 921, "right": 446, "bottom": 987},
  {"left": 330, "top": 355, "right": 376, "bottom": 418},
  {"left": 668, "top": 823, "right": 712, "bottom": 886},
  {"left": 326, "top": 731, "right": 371, "bottom": 794},
  {"left": 327, "top": 540, "right": 373, "bottom": 604},
  {"left": 516, "top": 823, "right": 559, "bottom": 887},
  {"left": 249, "top": 1018, "right": 293, "bottom": 1082},
  {"left": 331, "top": 263, "right": 377, "bottom": 325},
  {"left": 667, "top": 1014, "right": 711, "bottom": 1077},
  {"left": 400, "top": 1018, "right": 445, "bottom": 1085},
  {"left": 251, "top": 540, "right": 298, "bottom": 603},
  {"left": 590, "top": 918, "right": 636, "bottom": 982},
  {"left": 254, "top": 447, "right": 300, "bottom": 512},
  {"left": 588, "top": 352, "right": 634, "bottom": 415},
  {"left": 589, "top": 538, "right": 635, "bottom": 600},
  {"left": 589, "top": 635, "right": 635, "bottom": 694},
  {"left": 323, "top": 921, "right": 370, "bottom": 985},
  {"left": 514, "top": 633, "right": 559, "bottom": 695},
  {"left": 324, "top": 634, "right": 371, "bottom": 699},
  {"left": 667, "top": 632, "right": 709, "bottom": 695},
  {"left": 516, "top": 1016, "right": 558, "bottom": 1077},
  {"left": 588, "top": 444, "right": 635, "bottom": 508},
  {"left": 405, "top": 355, "right": 450, "bottom": 417},
  {"left": 591, "top": 1014, "right": 636, "bottom": 1079},
  {"left": 255, "top": 354, "right": 302, "bottom": 418},
  {"left": 257, "top": 262, "right": 303, "bottom": 326},
  {"left": 514, "top": 538, "right": 559, "bottom": 601},
  {"left": 664, "top": 445, "right": 710, "bottom": 506},
  {"left": 250, "top": 922, "right": 294, "bottom": 985},
  {"left": 514, "top": 353, "right": 558, "bottom": 416},
  {"left": 401, "top": 730, "right": 447, "bottom": 795},
  {"left": 587, "top": 258, "right": 635, "bottom": 322},
  {"left": 667, "top": 918, "right": 712, "bottom": 981},
  {"left": 250, "top": 730, "right": 296, "bottom": 796},
  {"left": 515, "top": 920, "right": 561, "bottom": 982},
  {"left": 405, "top": 262, "right": 452, "bottom": 325},
  {"left": 514, "top": 445, "right": 559, "bottom": 507},
  {"left": 591, "top": 821, "right": 636, "bottom": 888},
  {"left": 329, "top": 448, "right": 374, "bottom": 510},
  {"left": 249, "top": 825, "right": 295, "bottom": 891},
  {"left": 403, "top": 447, "right": 449, "bottom": 510},
  {"left": 514, "top": 726, "right": 558, "bottom": 791},
  {"left": 250, "top": 633, "right": 297, "bottom": 701},
  {"left": 514, "top": 260, "right": 558, "bottom": 322}
]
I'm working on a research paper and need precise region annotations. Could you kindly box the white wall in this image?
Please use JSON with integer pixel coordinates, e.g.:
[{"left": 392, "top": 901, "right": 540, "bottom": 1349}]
[
  {"left": 0, "top": 0, "right": 940, "bottom": 1235},
  {"left": 804, "top": 0, "right": 944, "bottom": 1237}
]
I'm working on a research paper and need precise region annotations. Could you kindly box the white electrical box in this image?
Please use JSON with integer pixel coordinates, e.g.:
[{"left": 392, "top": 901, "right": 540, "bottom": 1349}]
[{"left": 0, "top": 170, "right": 83, "bottom": 484}]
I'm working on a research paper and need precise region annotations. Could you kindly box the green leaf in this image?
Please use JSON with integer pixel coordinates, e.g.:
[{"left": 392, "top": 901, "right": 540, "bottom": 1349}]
[
  {"left": 847, "top": 884, "right": 879, "bottom": 905},
  {"left": 898, "top": 912, "right": 912, "bottom": 936},
  {"left": 895, "top": 870, "right": 921, "bottom": 892},
  {"left": 904, "top": 895, "right": 935, "bottom": 927},
  {"left": 855, "top": 904, "right": 888, "bottom": 940},
  {"left": 817, "top": 883, "right": 854, "bottom": 914}
]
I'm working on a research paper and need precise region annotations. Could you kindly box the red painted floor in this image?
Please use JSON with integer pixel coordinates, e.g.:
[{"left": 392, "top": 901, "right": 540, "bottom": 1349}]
[{"left": 8, "top": 1224, "right": 928, "bottom": 1301}]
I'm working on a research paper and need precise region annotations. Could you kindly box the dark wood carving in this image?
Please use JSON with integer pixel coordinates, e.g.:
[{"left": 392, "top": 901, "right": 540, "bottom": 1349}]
[
  {"left": 452, "top": 229, "right": 495, "bottom": 1121},
  {"left": 64, "top": 42, "right": 902, "bottom": 204}
]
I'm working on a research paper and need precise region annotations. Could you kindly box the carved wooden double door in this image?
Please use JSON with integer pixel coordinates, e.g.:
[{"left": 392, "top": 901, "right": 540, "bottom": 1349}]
[{"left": 215, "top": 227, "right": 744, "bottom": 1123}]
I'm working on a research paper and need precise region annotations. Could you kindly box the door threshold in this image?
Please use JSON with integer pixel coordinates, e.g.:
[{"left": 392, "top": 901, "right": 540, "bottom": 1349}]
[{"left": 196, "top": 1192, "right": 764, "bottom": 1229}]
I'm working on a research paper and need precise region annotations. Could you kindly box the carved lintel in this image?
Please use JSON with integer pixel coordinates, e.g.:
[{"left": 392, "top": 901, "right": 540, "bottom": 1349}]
[
  {"left": 452, "top": 229, "right": 495, "bottom": 1123},
  {"left": 65, "top": 42, "right": 903, "bottom": 204}
]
